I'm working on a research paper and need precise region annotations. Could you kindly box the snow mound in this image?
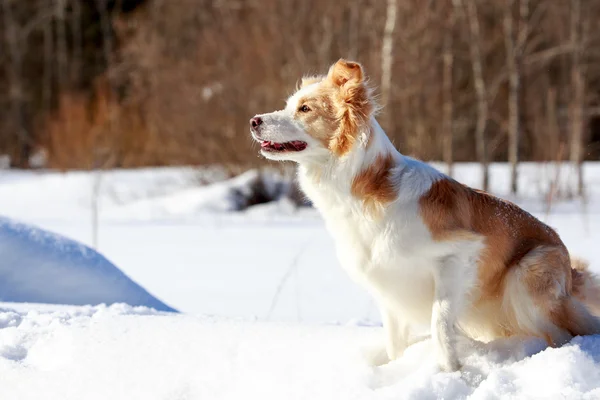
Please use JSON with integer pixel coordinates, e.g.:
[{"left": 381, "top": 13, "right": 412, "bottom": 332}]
[
  {"left": 0, "top": 304, "right": 599, "bottom": 399},
  {"left": 0, "top": 217, "right": 175, "bottom": 312},
  {"left": 105, "top": 169, "right": 298, "bottom": 220}
]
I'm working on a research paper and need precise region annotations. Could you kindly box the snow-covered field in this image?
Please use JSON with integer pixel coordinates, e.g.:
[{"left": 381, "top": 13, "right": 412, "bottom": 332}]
[
  {"left": 1, "top": 163, "right": 600, "bottom": 399},
  {"left": 2, "top": 303, "right": 600, "bottom": 399}
]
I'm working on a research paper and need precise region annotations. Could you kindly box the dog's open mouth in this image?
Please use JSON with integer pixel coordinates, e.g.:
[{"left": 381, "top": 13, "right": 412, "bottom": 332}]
[{"left": 260, "top": 140, "right": 307, "bottom": 152}]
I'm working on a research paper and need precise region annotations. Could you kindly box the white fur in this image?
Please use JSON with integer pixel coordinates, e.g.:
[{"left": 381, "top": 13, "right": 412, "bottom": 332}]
[{"left": 253, "top": 85, "right": 490, "bottom": 371}]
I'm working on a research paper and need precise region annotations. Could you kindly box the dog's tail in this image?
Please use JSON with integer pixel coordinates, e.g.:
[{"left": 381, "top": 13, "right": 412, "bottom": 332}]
[{"left": 571, "top": 256, "right": 600, "bottom": 317}]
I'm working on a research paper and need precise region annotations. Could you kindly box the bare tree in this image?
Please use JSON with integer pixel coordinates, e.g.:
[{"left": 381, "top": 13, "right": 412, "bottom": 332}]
[
  {"left": 503, "top": 0, "right": 529, "bottom": 194},
  {"left": 91, "top": 0, "right": 117, "bottom": 248},
  {"left": 2, "top": 0, "right": 30, "bottom": 167},
  {"left": 546, "top": 86, "right": 559, "bottom": 161},
  {"left": 442, "top": 1, "right": 457, "bottom": 176},
  {"left": 55, "top": 0, "right": 68, "bottom": 90},
  {"left": 381, "top": 0, "right": 398, "bottom": 131},
  {"left": 569, "top": 0, "right": 585, "bottom": 196},
  {"left": 70, "top": 0, "right": 83, "bottom": 84},
  {"left": 461, "top": 0, "right": 489, "bottom": 190},
  {"left": 41, "top": 0, "right": 55, "bottom": 112},
  {"left": 503, "top": 0, "right": 518, "bottom": 194}
]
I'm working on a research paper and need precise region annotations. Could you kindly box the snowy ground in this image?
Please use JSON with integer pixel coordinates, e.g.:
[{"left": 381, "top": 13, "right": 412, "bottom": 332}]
[
  {"left": 1, "top": 163, "right": 600, "bottom": 399},
  {"left": 1, "top": 302, "right": 600, "bottom": 400}
]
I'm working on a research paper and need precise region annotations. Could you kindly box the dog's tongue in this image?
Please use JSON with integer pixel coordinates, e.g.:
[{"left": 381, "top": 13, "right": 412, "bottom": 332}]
[
  {"left": 290, "top": 141, "right": 307, "bottom": 151},
  {"left": 260, "top": 140, "right": 306, "bottom": 151}
]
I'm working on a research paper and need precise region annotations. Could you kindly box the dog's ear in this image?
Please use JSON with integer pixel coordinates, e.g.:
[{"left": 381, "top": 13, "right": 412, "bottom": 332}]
[
  {"left": 327, "top": 59, "right": 364, "bottom": 87},
  {"left": 326, "top": 59, "right": 373, "bottom": 156}
]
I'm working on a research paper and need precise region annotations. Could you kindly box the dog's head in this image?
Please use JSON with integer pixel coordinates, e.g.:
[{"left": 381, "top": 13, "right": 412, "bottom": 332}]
[{"left": 250, "top": 59, "right": 376, "bottom": 163}]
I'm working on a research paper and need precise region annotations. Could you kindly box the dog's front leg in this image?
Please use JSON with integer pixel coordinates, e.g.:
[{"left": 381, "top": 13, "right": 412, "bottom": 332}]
[
  {"left": 381, "top": 306, "right": 409, "bottom": 362},
  {"left": 431, "top": 257, "right": 467, "bottom": 372}
]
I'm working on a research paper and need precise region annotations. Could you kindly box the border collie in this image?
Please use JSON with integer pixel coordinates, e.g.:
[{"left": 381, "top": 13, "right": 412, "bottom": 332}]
[{"left": 249, "top": 59, "right": 600, "bottom": 371}]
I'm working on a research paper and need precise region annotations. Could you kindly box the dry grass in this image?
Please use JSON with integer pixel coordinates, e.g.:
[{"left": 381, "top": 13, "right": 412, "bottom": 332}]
[{"left": 40, "top": 78, "right": 154, "bottom": 169}]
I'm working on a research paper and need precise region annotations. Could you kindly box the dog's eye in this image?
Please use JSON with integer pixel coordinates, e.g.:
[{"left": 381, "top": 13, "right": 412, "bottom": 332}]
[{"left": 298, "top": 105, "right": 311, "bottom": 113}]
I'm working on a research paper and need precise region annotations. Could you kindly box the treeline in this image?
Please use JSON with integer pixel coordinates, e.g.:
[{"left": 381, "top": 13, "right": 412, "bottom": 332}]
[{"left": 1, "top": 0, "right": 600, "bottom": 192}]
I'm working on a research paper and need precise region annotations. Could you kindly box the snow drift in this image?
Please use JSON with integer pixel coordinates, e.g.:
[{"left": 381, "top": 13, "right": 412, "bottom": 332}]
[
  {"left": 0, "top": 303, "right": 599, "bottom": 400},
  {"left": 0, "top": 217, "right": 175, "bottom": 312}
]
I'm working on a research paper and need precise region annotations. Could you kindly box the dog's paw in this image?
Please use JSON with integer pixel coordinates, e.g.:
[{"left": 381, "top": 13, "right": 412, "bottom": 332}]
[
  {"left": 362, "top": 343, "right": 392, "bottom": 367},
  {"left": 437, "top": 354, "right": 462, "bottom": 373}
]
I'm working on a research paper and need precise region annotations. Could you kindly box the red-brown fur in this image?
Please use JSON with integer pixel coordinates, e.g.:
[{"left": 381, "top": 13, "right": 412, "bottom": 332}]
[
  {"left": 420, "top": 177, "right": 600, "bottom": 344},
  {"left": 351, "top": 153, "right": 397, "bottom": 214}
]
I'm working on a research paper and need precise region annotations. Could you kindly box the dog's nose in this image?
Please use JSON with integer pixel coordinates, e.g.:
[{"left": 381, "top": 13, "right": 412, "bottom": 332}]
[{"left": 250, "top": 117, "right": 263, "bottom": 129}]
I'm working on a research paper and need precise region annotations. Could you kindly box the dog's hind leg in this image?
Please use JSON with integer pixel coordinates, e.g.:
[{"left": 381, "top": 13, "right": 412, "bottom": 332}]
[{"left": 504, "top": 245, "right": 600, "bottom": 347}]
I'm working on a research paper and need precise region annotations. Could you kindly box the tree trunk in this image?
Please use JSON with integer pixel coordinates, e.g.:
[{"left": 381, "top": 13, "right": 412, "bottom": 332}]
[
  {"left": 463, "top": 0, "right": 489, "bottom": 191},
  {"left": 71, "top": 0, "right": 83, "bottom": 84},
  {"left": 569, "top": 0, "right": 585, "bottom": 196},
  {"left": 380, "top": 0, "right": 398, "bottom": 132},
  {"left": 442, "top": 3, "right": 455, "bottom": 177},
  {"left": 546, "top": 87, "right": 559, "bottom": 161},
  {"left": 503, "top": 0, "right": 519, "bottom": 194},
  {"left": 2, "top": 0, "right": 30, "bottom": 167},
  {"left": 55, "top": 0, "right": 68, "bottom": 91},
  {"left": 42, "top": 3, "right": 54, "bottom": 112}
]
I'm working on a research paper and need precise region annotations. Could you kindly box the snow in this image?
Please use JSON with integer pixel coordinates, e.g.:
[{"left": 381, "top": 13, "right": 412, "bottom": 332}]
[
  {"left": 0, "top": 163, "right": 599, "bottom": 398},
  {"left": 0, "top": 303, "right": 599, "bottom": 399},
  {"left": 0, "top": 217, "right": 175, "bottom": 312}
]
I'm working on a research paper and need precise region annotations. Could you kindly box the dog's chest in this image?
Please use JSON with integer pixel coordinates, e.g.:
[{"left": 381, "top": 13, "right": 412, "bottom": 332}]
[
  {"left": 299, "top": 172, "right": 437, "bottom": 268},
  {"left": 300, "top": 174, "right": 445, "bottom": 323},
  {"left": 322, "top": 203, "right": 439, "bottom": 322},
  {"left": 323, "top": 201, "right": 436, "bottom": 276}
]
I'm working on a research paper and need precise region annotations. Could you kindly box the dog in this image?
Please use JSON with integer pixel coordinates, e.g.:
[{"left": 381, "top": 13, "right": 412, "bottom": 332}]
[{"left": 249, "top": 59, "right": 600, "bottom": 372}]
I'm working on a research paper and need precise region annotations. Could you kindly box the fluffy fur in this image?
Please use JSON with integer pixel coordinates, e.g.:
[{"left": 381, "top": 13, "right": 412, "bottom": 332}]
[{"left": 249, "top": 59, "right": 600, "bottom": 372}]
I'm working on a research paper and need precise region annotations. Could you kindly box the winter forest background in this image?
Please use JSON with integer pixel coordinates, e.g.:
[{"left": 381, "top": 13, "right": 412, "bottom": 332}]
[{"left": 1, "top": 0, "right": 600, "bottom": 195}]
